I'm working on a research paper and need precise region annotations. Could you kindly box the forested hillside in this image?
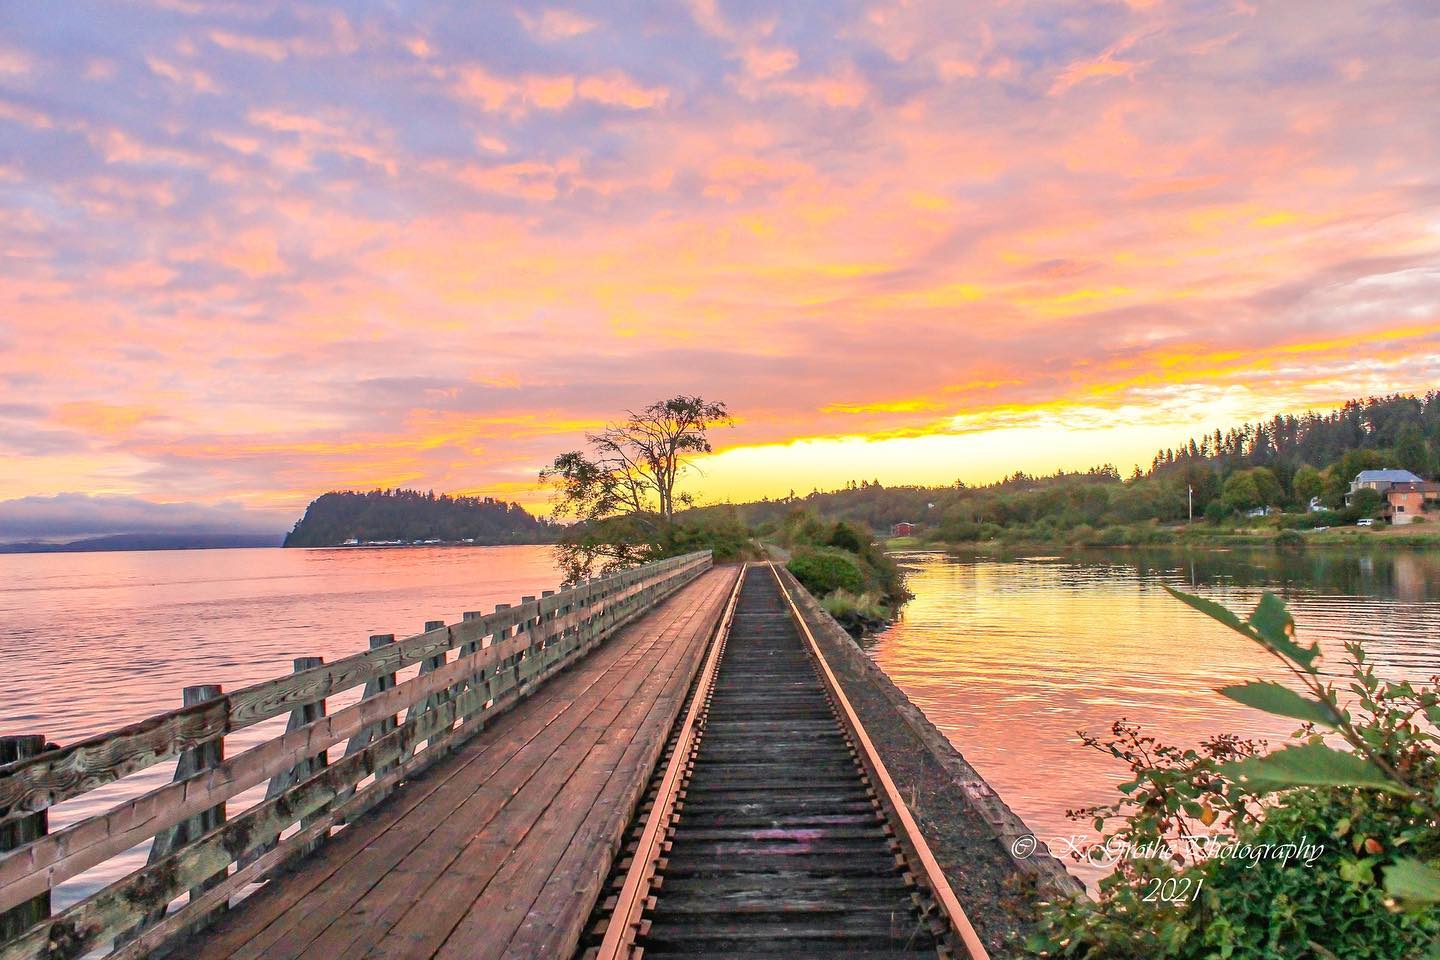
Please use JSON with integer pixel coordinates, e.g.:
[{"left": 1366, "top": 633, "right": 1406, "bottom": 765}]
[
  {"left": 284, "top": 489, "right": 558, "bottom": 547},
  {"left": 683, "top": 392, "right": 1440, "bottom": 544}
]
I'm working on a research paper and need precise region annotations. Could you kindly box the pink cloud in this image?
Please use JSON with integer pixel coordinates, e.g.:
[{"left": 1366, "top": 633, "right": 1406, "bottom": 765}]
[{"left": 1, "top": 0, "right": 1437, "bottom": 515}]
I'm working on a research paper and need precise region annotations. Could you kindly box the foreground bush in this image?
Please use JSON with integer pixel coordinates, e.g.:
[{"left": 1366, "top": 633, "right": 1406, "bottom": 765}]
[{"left": 1030, "top": 592, "right": 1440, "bottom": 958}]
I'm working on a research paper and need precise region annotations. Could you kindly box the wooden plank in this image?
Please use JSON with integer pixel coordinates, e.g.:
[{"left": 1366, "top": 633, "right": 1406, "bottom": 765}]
[
  {"left": 0, "top": 553, "right": 713, "bottom": 955},
  {"left": 1, "top": 660, "right": 528, "bottom": 960},
  {"left": 469, "top": 571, "right": 736, "bottom": 959},
  {"left": 283, "top": 602, "right": 698, "bottom": 960},
  {"left": 354, "top": 593, "right": 709, "bottom": 960},
  {"left": 513, "top": 571, "right": 738, "bottom": 958},
  {"left": 185, "top": 575, "right": 719, "bottom": 960},
  {"left": 0, "top": 620, "right": 562, "bottom": 913},
  {"left": 0, "top": 700, "right": 228, "bottom": 825},
  {"left": 199, "top": 569, "right": 730, "bottom": 960}
]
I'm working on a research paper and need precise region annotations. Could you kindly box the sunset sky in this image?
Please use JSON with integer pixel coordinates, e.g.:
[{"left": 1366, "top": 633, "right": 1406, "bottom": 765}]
[{"left": 2, "top": 1, "right": 1439, "bottom": 534}]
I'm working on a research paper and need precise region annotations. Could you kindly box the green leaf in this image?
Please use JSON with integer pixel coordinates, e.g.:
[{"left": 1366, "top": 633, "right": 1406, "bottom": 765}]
[
  {"left": 1217, "top": 681, "right": 1342, "bottom": 728},
  {"left": 1383, "top": 858, "right": 1440, "bottom": 904},
  {"left": 1246, "top": 593, "right": 1321, "bottom": 671},
  {"left": 1219, "top": 741, "right": 1410, "bottom": 796},
  {"left": 1164, "top": 587, "right": 1320, "bottom": 672}
]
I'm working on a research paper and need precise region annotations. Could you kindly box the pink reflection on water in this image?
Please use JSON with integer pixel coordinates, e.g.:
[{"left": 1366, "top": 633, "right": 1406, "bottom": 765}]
[
  {"left": 866, "top": 549, "right": 1440, "bottom": 888},
  {"left": 0, "top": 544, "right": 561, "bottom": 909}
]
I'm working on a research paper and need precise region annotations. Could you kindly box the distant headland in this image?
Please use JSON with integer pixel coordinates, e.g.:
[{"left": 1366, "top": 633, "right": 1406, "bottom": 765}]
[{"left": 282, "top": 488, "right": 560, "bottom": 548}]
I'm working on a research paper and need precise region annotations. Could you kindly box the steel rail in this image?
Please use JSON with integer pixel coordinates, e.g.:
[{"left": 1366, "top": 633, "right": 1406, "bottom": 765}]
[
  {"left": 593, "top": 562, "right": 747, "bottom": 960},
  {"left": 767, "top": 561, "right": 992, "bottom": 960}
]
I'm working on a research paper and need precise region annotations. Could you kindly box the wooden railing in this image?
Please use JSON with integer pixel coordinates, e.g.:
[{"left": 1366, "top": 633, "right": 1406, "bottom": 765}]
[{"left": 0, "top": 550, "right": 712, "bottom": 960}]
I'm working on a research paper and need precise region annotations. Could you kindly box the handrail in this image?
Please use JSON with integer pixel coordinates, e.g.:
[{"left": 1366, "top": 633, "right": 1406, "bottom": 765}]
[
  {"left": 769, "top": 562, "right": 991, "bottom": 960},
  {"left": 0, "top": 550, "right": 712, "bottom": 960},
  {"left": 0, "top": 551, "right": 709, "bottom": 825}
]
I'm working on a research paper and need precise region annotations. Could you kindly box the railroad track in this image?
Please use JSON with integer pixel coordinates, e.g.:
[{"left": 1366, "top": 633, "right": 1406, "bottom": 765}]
[{"left": 579, "top": 562, "right": 988, "bottom": 960}]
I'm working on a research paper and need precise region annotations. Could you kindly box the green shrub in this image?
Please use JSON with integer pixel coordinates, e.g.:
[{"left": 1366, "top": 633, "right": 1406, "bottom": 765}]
[
  {"left": 661, "top": 513, "right": 755, "bottom": 563},
  {"left": 787, "top": 547, "right": 864, "bottom": 596},
  {"left": 1274, "top": 528, "right": 1306, "bottom": 551},
  {"left": 827, "top": 521, "right": 867, "bottom": 553},
  {"left": 1030, "top": 592, "right": 1440, "bottom": 959}
]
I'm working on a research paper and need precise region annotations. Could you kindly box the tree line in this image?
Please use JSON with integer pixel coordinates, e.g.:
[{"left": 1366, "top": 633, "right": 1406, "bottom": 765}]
[{"left": 681, "top": 392, "right": 1439, "bottom": 544}]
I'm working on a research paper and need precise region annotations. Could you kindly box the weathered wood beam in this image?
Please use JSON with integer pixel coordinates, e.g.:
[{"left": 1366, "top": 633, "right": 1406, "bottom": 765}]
[
  {"left": 0, "top": 737, "right": 49, "bottom": 943},
  {"left": 1, "top": 673, "right": 502, "bottom": 960}
]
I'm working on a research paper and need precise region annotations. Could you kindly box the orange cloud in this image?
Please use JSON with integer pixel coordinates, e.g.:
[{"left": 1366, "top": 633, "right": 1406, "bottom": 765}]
[
  {"left": 3, "top": 0, "right": 1439, "bottom": 519},
  {"left": 52, "top": 403, "right": 160, "bottom": 437}
]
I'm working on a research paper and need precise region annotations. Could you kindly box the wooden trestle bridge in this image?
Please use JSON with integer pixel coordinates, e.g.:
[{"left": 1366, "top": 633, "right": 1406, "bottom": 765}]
[{"left": 0, "top": 552, "right": 988, "bottom": 959}]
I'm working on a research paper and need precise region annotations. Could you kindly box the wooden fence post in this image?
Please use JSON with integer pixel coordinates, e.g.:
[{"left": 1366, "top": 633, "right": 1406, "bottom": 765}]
[
  {"left": 406, "top": 622, "right": 450, "bottom": 754},
  {"left": 0, "top": 734, "right": 50, "bottom": 941},
  {"left": 459, "top": 611, "right": 486, "bottom": 723},
  {"left": 251, "top": 658, "right": 327, "bottom": 864},
  {"left": 517, "top": 596, "right": 539, "bottom": 692},
  {"left": 486, "top": 604, "right": 512, "bottom": 715},
  {"left": 539, "top": 590, "right": 559, "bottom": 665},
  {"left": 343, "top": 635, "right": 397, "bottom": 769},
  {"left": 130, "top": 684, "right": 225, "bottom": 937}
]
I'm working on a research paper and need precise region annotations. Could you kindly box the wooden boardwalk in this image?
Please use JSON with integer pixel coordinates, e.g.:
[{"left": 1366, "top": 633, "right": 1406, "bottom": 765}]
[
  {"left": 177, "top": 565, "right": 738, "bottom": 960},
  {"left": 0, "top": 551, "right": 722, "bottom": 960}
]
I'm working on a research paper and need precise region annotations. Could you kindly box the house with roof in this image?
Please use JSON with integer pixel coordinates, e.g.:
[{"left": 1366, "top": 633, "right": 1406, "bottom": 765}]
[
  {"left": 1345, "top": 468, "right": 1439, "bottom": 524},
  {"left": 1386, "top": 481, "right": 1440, "bottom": 525},
  {"left": 1346, "top": 468, "right": 1424, "bottom": 505}
]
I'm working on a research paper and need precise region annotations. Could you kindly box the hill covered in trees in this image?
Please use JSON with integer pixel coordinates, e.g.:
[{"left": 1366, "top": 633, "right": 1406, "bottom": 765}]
[
  {"left": 683, "top": 392, "right": 1440, "bottom": 546},
  {"left": 284, "top": 489, "right": 558, "bottom": 547}
]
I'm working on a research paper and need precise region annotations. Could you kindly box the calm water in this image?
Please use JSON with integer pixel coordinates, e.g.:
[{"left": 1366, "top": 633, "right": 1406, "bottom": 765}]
[
  {"left": 0, "top": 544, "right": 561, "bottom": 908},
  {"left": 867, "top": 547, "right": 1440, "bottom": 884},
  {"left": 4, "top": 544, "right": 1438, "bottom": 906}
]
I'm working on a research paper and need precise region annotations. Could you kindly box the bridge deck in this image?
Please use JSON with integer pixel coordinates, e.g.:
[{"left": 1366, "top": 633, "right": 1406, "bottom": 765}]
[{"left": 181, "top": 565, "right": 739, "bottom": 960}]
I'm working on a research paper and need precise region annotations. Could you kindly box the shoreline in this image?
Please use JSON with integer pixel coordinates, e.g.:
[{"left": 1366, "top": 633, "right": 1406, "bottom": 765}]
[{"left": 887, "top": 526, "right": 1440, "bottom": 553}]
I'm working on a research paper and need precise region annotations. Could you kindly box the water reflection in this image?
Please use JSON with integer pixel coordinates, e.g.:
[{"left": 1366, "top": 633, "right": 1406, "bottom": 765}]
[
  {"left": 866, "top": 546, "right": 1440, "bottom": 885},
  {"left": 0, "top": 544, "right": 562, "bottom": 909},
  {"left": 0, "top": 545, "right": 562, "bottom": 744}
]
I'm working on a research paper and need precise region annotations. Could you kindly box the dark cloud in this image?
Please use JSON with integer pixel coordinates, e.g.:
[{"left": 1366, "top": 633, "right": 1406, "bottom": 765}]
[{"left": 0, "top": 492, "right": 288, "bottom": 542}]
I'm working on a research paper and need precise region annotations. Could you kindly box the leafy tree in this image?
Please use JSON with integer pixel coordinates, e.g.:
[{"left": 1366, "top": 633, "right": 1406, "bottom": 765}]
[
  {"left": 1351, "top": 487, "right": 1384, "bottom": 520},
  {"left": 1396, "top": 424, "right": 1434, "bottom": 477},
  {"left": 541, "top": 395, "right": 733, "bottom": 581},
  {"left": 1292, "top": 463, "right": 1323, "bottom": 506},
  {"left": 1251, "top": 467, "right": 1283, "bottom": 507},
  {"left": 1221, "top": 471, "right": 1263, "bottom": 513}
]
